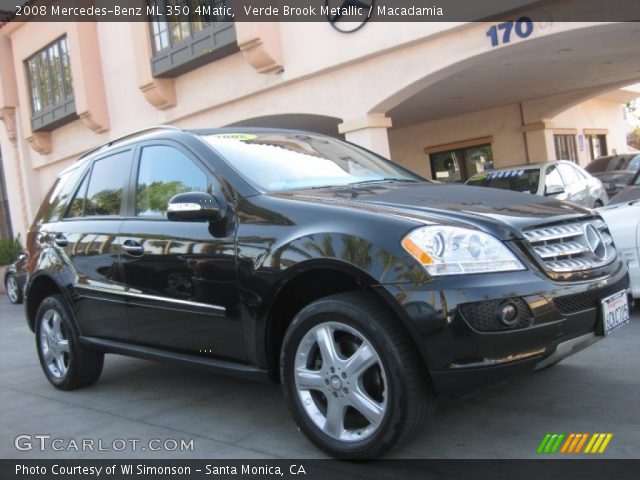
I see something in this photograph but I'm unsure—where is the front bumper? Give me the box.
[375,258,630,395]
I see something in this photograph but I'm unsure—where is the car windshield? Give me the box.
[585,154,640,174]
[201,132,422,192]
[593,171,634,184]
[466,168,540,194]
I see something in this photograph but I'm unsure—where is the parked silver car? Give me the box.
[466,160,608,208]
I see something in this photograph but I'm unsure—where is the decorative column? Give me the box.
[338,114,393,158]
[521,121,556,162]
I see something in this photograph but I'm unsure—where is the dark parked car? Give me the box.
[24,127,631,458]
[609,168,640,205]
[4,253,27,304]
[585,153,640,198]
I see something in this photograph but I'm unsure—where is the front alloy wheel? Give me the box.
[294,321,388,442]
[281,292,435,459]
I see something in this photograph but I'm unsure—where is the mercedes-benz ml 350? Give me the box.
[24,127,631,458]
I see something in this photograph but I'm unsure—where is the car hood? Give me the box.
[275,182,592,240]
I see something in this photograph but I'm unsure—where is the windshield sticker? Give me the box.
[209,134,257,141]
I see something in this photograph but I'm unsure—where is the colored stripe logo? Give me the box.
[537,433,613,454]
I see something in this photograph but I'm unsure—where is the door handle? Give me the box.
[54,234,68,248]
[122,240,144,256]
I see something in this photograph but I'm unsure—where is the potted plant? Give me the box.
[0,235,23,294]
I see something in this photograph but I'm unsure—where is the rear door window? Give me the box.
[65,150,133,218]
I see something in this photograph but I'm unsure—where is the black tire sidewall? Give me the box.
[35,295,80,388]
[281,303,411,458]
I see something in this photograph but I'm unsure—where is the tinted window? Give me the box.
[585,156,614,174]
[558,164,581,185]
[466,168,540,194]
[66,171,89,218]
[545,165,565,190]
[66,151,131,217]
[35,165,84,224]
[136,146,208,217]
[585,154,640,174]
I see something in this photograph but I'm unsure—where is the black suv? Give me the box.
[25,127,631,458]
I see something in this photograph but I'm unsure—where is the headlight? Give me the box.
[401,226,525,275]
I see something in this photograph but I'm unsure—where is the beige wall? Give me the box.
[389,104,527,178]
[388,98,631,179]
[552,98,628,166]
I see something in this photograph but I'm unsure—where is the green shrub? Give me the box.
[0,235,23,265]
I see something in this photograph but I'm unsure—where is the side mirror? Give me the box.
[167,192,221,222]
[545,185,565,196]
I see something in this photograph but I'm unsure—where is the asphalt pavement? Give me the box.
[1,295,638,459]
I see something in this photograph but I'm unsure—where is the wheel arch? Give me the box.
[25,273,69,332]
[258,259,430,382]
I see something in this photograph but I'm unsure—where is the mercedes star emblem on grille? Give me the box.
[583,223,607,260]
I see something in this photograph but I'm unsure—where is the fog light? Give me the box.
[497,302,519,326]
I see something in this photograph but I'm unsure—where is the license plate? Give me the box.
[601,291,630,336]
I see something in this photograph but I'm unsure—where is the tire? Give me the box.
[5,274,22,304]
[593,200,604,208]
[280,292,436,459]
[35,295,104,390]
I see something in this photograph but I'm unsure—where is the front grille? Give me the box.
[553,276,629,314]
[459,298,533,332]
[523,217,616,273]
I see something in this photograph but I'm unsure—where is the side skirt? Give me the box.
[79,337,270,382]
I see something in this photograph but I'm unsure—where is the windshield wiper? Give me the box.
[307,178,419,190]
[348,178,420,186]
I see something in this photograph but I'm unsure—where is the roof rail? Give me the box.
[78,125,182,160]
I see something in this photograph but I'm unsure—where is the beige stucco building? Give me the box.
[1,6,639,240]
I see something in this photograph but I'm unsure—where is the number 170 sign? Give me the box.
[486,17,534,47]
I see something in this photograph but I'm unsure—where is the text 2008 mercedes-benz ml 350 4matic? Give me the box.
[24,127,631,458]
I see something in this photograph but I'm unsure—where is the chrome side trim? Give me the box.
[534,333,599,370]
[75,283,226,313]
[449,348,547,369]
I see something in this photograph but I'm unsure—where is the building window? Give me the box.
[553,134,578,162]
[148,0,238,78]
[429,144,494,183]
[25,36,77,132]
[587,134,607,160]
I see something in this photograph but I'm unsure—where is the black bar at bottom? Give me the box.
[2,459,640,480]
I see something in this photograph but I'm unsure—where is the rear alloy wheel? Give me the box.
[35,295,104,390]
[281,292,435,459]
[5,274,22,304]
